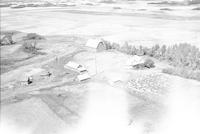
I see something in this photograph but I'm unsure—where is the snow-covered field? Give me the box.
[1,2,200,134]
[1,2,200,47]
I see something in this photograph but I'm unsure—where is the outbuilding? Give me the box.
[85,39,107,51]
[77,66,87,73]
[77,73,90,81]
[64,61,87,73]
[64,61,82,70]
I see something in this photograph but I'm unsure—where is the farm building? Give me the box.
[77,66,87,73]
[77,73,90,81]
[64,61,81,70]
[85,39,108,51]
[64,61,87,73]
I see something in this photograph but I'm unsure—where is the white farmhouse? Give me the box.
[64,61,87,73]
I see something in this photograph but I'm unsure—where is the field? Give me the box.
[1,1,200,134]
[1,2,200,47]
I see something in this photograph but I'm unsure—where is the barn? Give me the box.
[85,39,108,51]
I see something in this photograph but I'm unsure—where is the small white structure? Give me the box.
[64,61,82,70]
[64,61,87,73]
[127,55,144,66]
[77,73,90,81]
[85,39,107,51]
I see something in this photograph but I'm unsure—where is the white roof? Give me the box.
[64,61,81,69]
[127,55,144,66]
[85,39,102,48]
[77,66,87,72]
[77,73,90,81]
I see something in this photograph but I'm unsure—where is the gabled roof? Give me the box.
[85,39,103,48]
[64,61,81,69]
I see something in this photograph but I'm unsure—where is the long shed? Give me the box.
[64,61,87,73]
[77,73,90,81]
[64,61,82,70]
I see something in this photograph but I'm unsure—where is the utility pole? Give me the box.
[95,52,97,74]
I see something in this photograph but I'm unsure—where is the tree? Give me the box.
[111,43,120,50]
[120,42,130,54]
[161,45,167,57]
[137,45,145,56]
[23,33,44,40]
[130,46,137,55]
[23,40,38,53]
[0,33,15,45]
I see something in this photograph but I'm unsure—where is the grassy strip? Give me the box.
[162,68,200,81]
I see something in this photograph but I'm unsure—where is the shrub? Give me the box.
[133,59,155,70]
[132,63,146,70]
[23,40,38,53]
[144,59,155,68]
[0,34,15,45]
[23,33,44,41]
